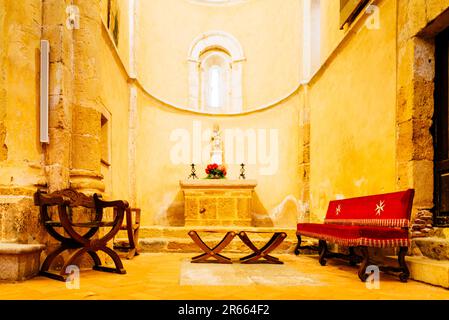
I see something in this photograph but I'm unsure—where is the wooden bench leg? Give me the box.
[318,240,328,266]
[294,234,302,255]
[357,246,370,282]
[398,246,410,282]
[349,247,360,266]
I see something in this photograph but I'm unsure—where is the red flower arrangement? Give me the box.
[205,163,227,179]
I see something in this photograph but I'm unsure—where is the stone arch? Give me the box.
[188,31,245,112]
[188,31,245,62]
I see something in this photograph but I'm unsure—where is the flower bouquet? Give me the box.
[205,163,227,179]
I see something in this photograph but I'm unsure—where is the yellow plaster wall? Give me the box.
[319,0,346,64]
[98,23,130,201]
[136,90,302,227]
[100,0,130,73]
[136,0,301,111]
[307,0,397,220]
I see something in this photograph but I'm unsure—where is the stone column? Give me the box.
[0,0,46,243]
[299,85,311,223]
[70,0,104,194]
[42,0,74,193]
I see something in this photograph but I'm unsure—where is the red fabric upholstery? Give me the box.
[297,189,414,248]
[324,189,414,228]
[297,223,361,246]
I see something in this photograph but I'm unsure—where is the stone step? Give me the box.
[119,226,298,239]
[114,234,301,254]
[383,255,449,289]
[433,228,449,239]
[0,243,45,281]
[412,237,449,260]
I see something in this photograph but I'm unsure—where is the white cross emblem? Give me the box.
[375,200,385,216]
[336,204,341,216]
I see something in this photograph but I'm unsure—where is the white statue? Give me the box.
[210,124,223,165]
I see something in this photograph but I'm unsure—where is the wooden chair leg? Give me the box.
[398,246,410,282]
[189,231,235,264]
[59,247,88,278]
[87,250,102,268]
[94,246,127,274]
[294,234,302,255]
[238,232,286,264]
[40,244,69,273]
[357,246,370,282]
[318,240,328,266]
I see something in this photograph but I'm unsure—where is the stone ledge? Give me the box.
[119,226,297,239]
[180,179,257,189]
[116,236,298,254]
[384,255,449,289]
[0,243,45,254]
[0,243,45,281]
[412,237,449,260]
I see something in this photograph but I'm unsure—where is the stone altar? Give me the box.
[180,179,257,226]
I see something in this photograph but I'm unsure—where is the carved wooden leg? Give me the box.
[295,234,302,255]
[357,246,370,282]
[189,231,235,264]
[40,245,69,273]
[59,247,88,278]
[318,240,328,266]
[39,245,72,281]
[398,246,410,282]
[87,250,102,268]
[94,246,127,274]
[238,232,286,264]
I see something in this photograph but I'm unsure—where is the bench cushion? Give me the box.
[297,223,410,248]
[324,189,414,228]
[297,223,362,247]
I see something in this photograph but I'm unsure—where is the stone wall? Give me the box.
[305,0,398,221]
[0,0,46,244]
[397,0,449,234]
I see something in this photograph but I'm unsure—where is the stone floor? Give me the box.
[0,253,448,300]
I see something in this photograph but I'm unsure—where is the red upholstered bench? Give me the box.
[296,189,415,282]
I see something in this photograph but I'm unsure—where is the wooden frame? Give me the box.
[34,189,129,281]
[189,231,236,264]
[339,0,369,29]
[188,230,287,264]
[434,27,449,226]
[238,231,287,264]
[113,208,141,259]
[296,237,410,282]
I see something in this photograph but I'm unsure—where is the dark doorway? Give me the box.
[434,28,449,226]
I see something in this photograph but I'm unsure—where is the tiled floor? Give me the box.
[0,253,448,300]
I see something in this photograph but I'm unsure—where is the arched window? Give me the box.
[208,66,222,108]
[200,50,231,113]
[188,31,245,114]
